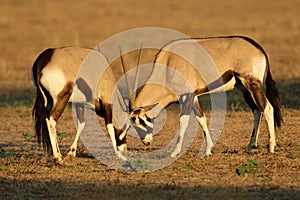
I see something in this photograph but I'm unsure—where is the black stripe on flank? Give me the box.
[195,70,236,95]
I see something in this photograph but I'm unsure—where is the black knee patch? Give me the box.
[179,93,195,116]
[236,76,266,111]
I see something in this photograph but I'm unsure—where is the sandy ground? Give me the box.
[0,107,299,199]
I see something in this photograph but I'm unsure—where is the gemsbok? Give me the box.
[129,36,283,157]
[32,47,128,164]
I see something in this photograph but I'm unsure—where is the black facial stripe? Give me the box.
[131,117,137,124]
[133,109,142,115]
[145,114,152,123]
[139,116,147,126]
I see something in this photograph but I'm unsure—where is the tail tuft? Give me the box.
[32,85,53,154]
[266,68,283,128]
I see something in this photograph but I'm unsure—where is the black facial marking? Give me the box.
[131,116,137,124]
[145,114,151,123]
[138,116,147,126]
[132,109,142,115]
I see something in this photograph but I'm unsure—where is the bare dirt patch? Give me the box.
[0,106,299,199]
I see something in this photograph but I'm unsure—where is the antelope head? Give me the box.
[119,45,163,146]
[129,104,161,146]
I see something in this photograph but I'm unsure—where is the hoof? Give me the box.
[269,142,276,153]
[247,144,258,153]
[171,145,181,158]
[247,150,254,155]
[67,148,77,158]
[54,157,64,165]
[205,151,212,157]
[118,144,127,153]
[117,151,127,161]
[170,151,179,158]
[205,146,213,157]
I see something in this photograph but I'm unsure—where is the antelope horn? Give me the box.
[132,44,143,105]
[119,46,133,98]
[115,85,128,112]
[101,49,128,113]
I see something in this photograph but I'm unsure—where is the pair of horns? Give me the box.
[119,45,143,110]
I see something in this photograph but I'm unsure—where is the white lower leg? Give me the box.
[118,143,127,153]
[264,101,276,153]
[171,115,190,158]
[46,117,62,163]
[196,115,213,156]
[107,124,127,161]
[67,120,85,158]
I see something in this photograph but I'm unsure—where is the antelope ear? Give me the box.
[146,103,161,118]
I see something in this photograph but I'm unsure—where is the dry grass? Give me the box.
[0,0,299,199]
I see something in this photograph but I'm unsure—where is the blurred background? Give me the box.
[0,0,299,107]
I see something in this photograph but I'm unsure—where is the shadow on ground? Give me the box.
[0,176,298,199]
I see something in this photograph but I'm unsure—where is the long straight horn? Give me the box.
[119,46,133,98]
[115,84,128,112]
[132,44,142,104]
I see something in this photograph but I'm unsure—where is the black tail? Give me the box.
[32,48,54,154]
[265,62,283,128]
[32,85,52,154]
